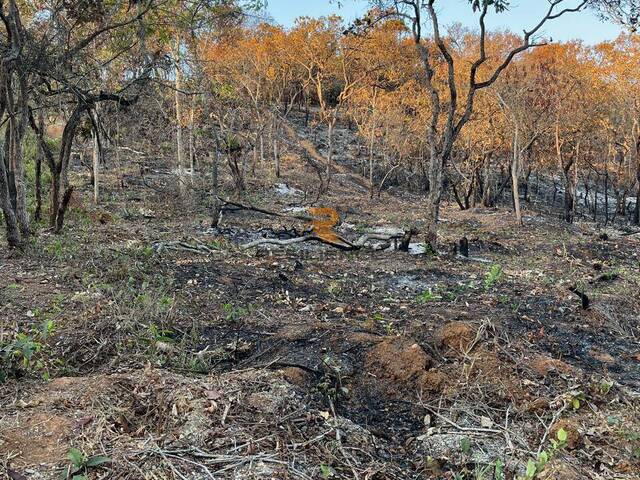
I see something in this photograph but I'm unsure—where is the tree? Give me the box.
[591,0,640,27]
[369,0,587,250]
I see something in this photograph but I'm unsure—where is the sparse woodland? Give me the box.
[1,1,640,479]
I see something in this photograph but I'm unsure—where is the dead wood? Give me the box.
[219,197,313,222]
[241,231,409,252]
[569,286,591,310]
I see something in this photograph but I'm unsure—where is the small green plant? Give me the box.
[381,320,397,335]
[569,392,585,411]
[222,303,249,322]
[207,239,224,250]
[319,464,335,479]
[139,245,155,258]
[518,428,568,479]
[494,459,505,480]
[1,320,56,382]
[620,431,640,458]
[59,447,110,479]
[417,288,441,303]
[484,265,503,291]
[598,379,613,395]
[317,355,348,402]
[147,324,175,344]
[460,436,472,455]
[327,281,341,296]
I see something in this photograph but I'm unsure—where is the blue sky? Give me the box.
[265,0,624,44]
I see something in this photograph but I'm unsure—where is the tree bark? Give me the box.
[174,33,187,197]
[6,72,30,237]
[425,151,445,253]
[272,117,280,178]
[369,88,378,199]
[0,145,21,247]
[189,94,196,174]
[34,110,44,221]
[92,124,100,204]
[511,125,522,225]
[635,134,640,225]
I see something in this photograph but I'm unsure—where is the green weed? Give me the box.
[59,447,110,479]
[484,265,503,291]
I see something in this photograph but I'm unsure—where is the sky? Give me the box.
[265,0,625,44]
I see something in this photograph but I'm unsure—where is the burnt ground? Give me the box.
[1,124,640,479]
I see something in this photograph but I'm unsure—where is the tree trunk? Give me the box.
[635,134,640,224]
[634,181,640,225]
[369,88,377,199]
[481,153,492,207]
[0,147,21,247]
[562,164,575,224]
[523,166,532,203]
[556,124,575,224]
[425,151,444,253]
[326,119,334,179]
[210,143,221,227]
[511,126,522,225]
[174,33,186,197]
[50,105,83,230]
[34,110,44,222]
[604,170,610,226]
[272,118,280,178]
[189,94,196,174]
[92,127,99,204]
[6,72,30,237]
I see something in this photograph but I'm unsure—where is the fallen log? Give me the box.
[241,231,409,251]
[241,235,354,251]
[221,197,418,252]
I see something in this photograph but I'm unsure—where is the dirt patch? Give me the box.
[364,337,433,396]
[279,366,311,386]
[551,418,583,450]
[1,367,401,478]
[0,412,73,467]
[529,354,574,377]
[436,321,476,352]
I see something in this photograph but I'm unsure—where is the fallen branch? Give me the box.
[222,197,418,253]
[241,231,409,252]
[219,197,312,222]
[241,234,355,251]
[152,238,218,255]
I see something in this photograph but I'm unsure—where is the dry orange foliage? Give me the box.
[308,207,341,243]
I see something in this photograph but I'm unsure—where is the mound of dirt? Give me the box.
[530,354,574,378]
[436,321,476,352]
[364,337,442,396]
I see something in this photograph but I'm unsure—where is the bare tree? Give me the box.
[370,0,587,251]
